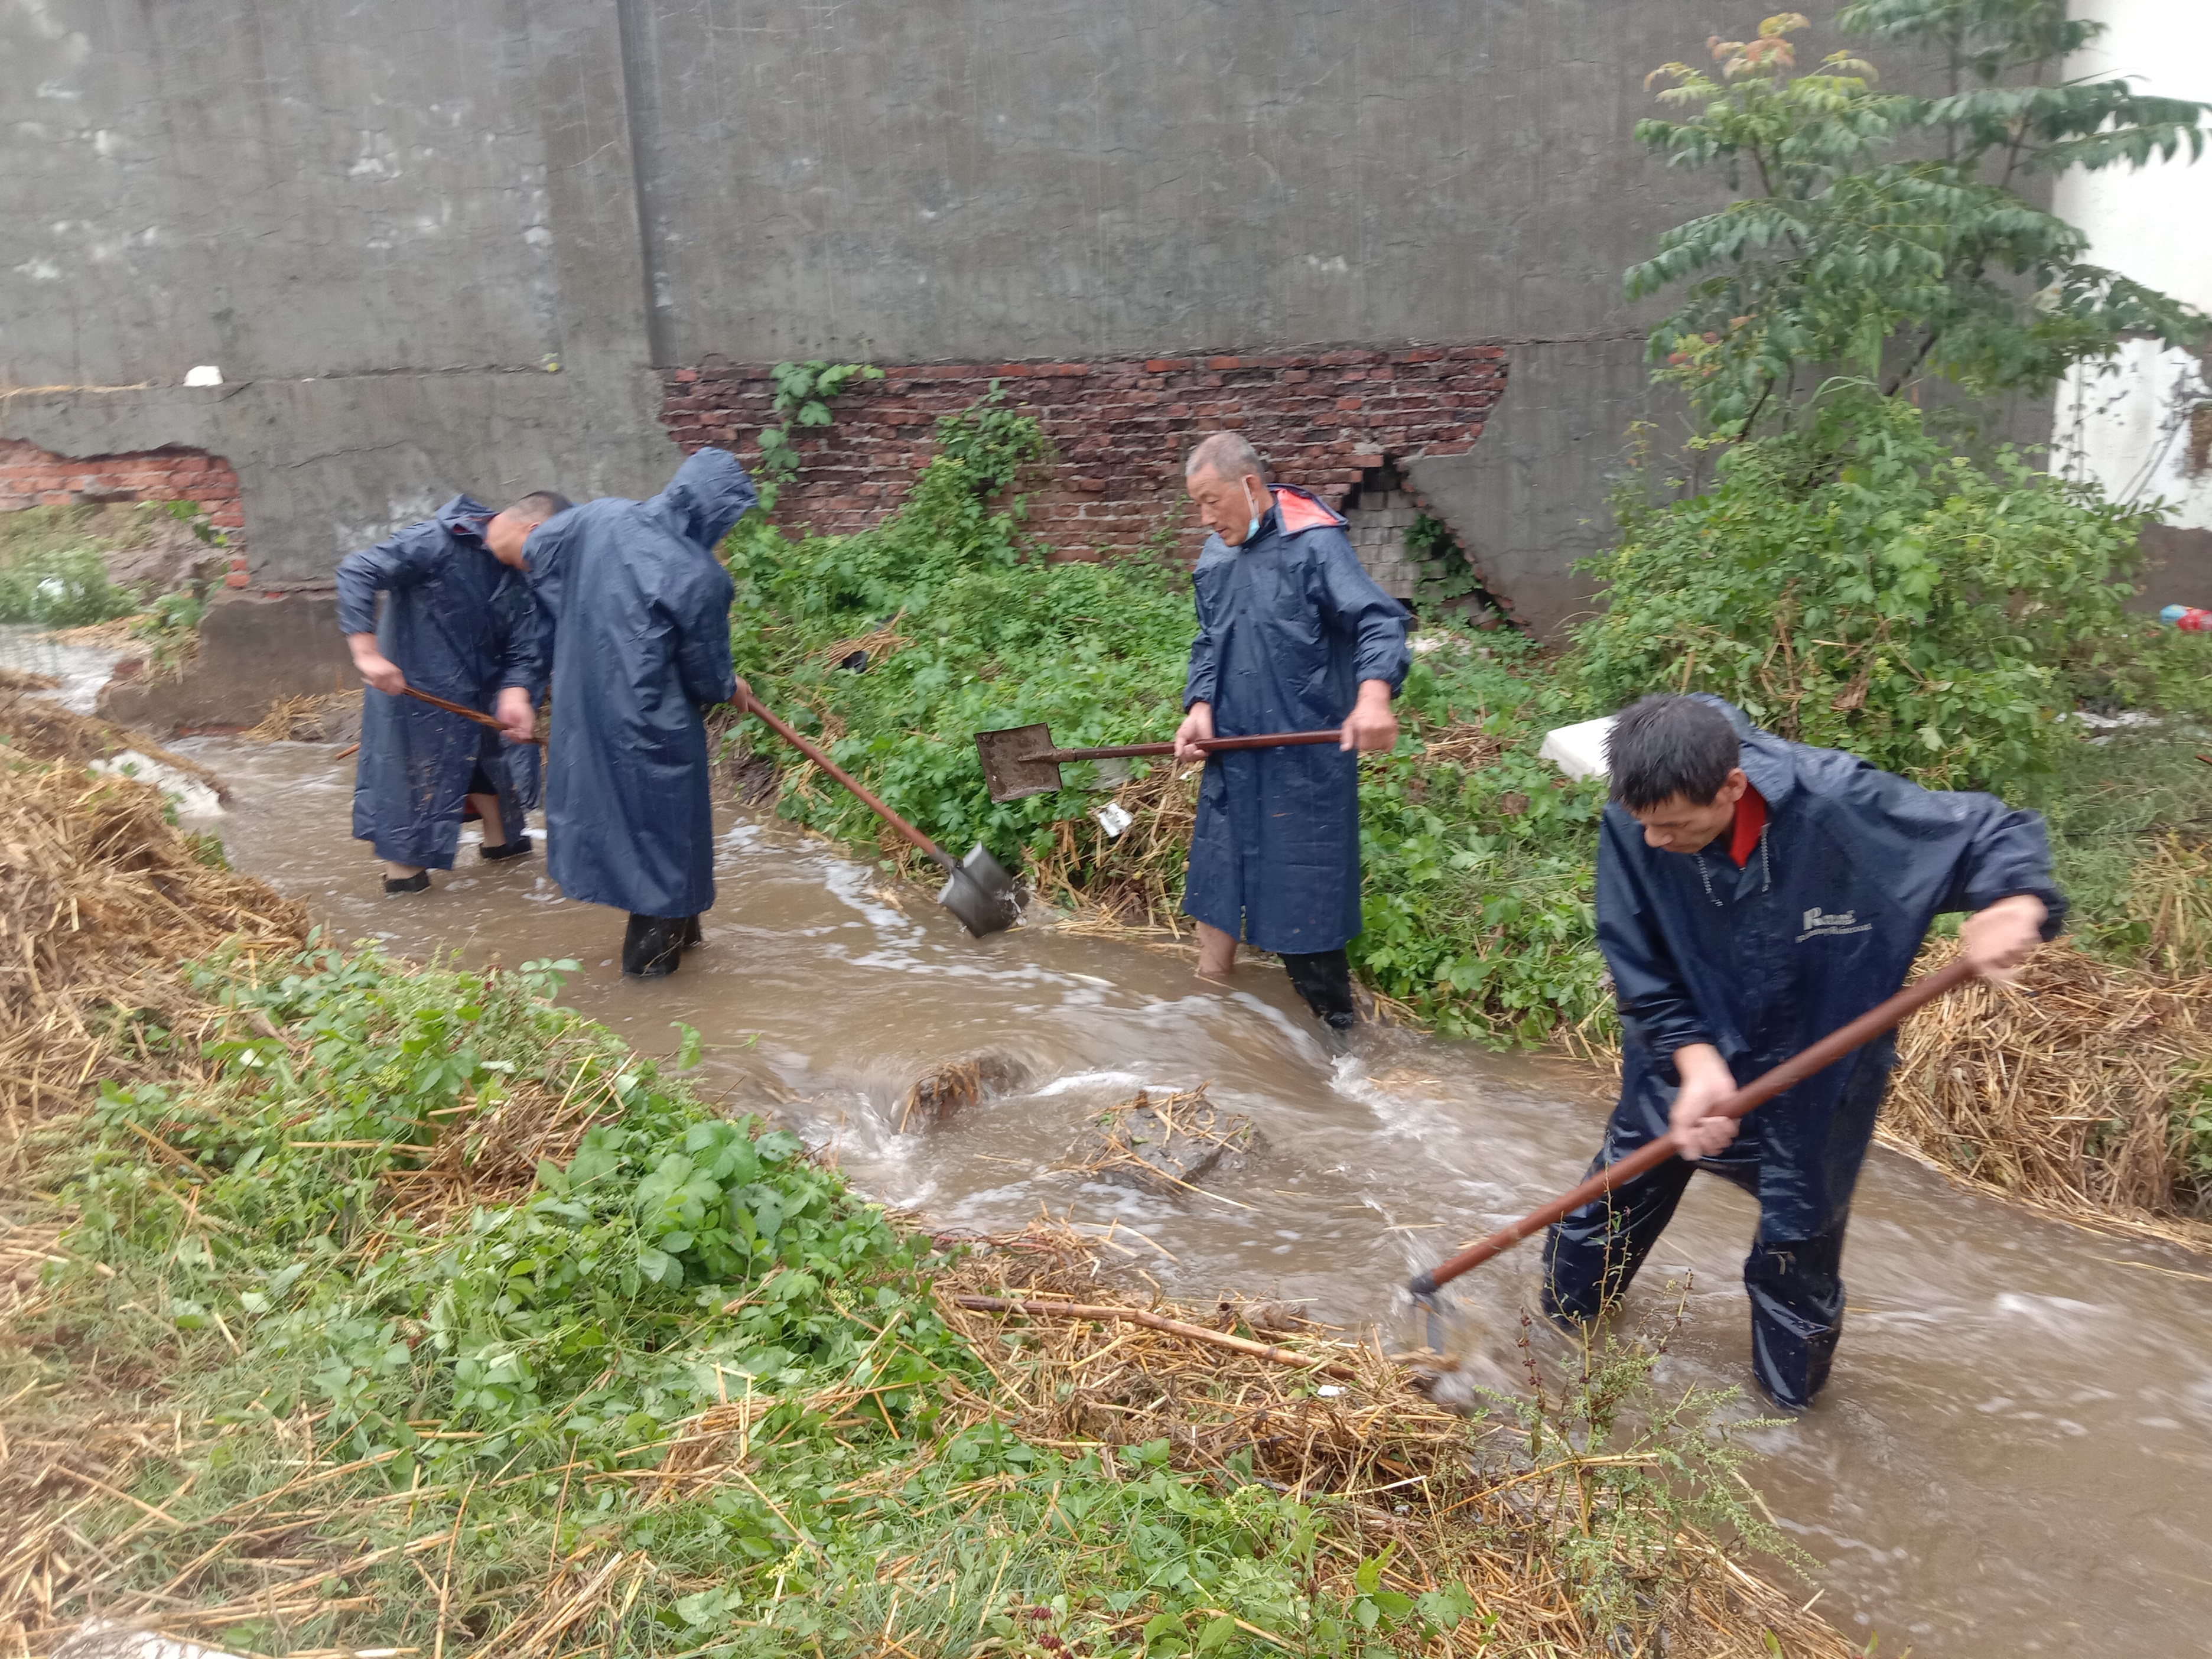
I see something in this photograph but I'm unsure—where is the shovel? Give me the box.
[737,690,1023,938]
[401,685,547,748]
[975,722,1347,803]
[1406,955,1979,1320]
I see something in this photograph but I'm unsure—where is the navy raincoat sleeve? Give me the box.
[339,496,544,869]
[530,450,753,919]
[1596,811,1721,1066]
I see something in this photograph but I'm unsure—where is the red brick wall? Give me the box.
[0,439,245,547]
[659,347,1505,561]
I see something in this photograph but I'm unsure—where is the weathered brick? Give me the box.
[653,346,1502,560]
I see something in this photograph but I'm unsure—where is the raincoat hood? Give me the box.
[432,493,495,543]
[648,450,757,551]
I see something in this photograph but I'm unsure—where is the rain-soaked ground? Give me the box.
[158,737,2212,1657]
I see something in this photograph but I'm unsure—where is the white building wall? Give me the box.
[2049,0,2212,601]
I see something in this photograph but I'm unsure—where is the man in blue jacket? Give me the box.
[1173,433,1410,1045]
[523,448,754,978]
[340,492,567,894]
[1543,692,2063,1409]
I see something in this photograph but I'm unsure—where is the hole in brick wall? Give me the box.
[1340,460,1508,628]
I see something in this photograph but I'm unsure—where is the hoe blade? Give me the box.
[975,723,1063,803]
[938,843,1024,937]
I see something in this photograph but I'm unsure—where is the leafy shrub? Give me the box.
[0,542,135,626]
[1572,394,2149,797]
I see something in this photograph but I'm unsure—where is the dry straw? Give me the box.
[1881,938,2212,1248]
[0,738,305,1170]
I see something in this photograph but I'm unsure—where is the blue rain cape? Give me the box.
[1179,487,1410,954]
[336,495,549,870]
[523,449,753,919]
[1586,695,2067,1238]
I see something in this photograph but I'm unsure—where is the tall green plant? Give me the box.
[1572,392,2149,794]
[1630,7,2208,435]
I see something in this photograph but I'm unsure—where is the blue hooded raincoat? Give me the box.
[1543,695,2067,1404]
[1180,487,1410,955]
[523,449,753,919]
[337,496,549,870]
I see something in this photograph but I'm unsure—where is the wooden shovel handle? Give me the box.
[1408,955,1979,1297]
[399,685,547,748]
[1042,729,1346,762]
[736,690,954,872]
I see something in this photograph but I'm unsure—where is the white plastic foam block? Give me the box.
[1538,714,1616,781]
[183,365,223,386]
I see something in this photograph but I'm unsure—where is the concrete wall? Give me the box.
[5,1,1879,661]
[2049,0,2212,612]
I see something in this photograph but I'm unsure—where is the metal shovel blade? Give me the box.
[938,843,1024,937]
[974,723,1063,802]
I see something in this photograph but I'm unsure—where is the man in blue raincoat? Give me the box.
[1172,433,1410,1044]
[523,448,755,978]
[340,492,567,894]
[1543,692,2064,1409]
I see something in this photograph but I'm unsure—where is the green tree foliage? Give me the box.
[1573,392,2151,795]
[1629,5,2209,434]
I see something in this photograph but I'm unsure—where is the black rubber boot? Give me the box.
[622,913,685,978]
[680,915,703,948]
[1281,949,1358,1049]
[384,871,431,896]
[482,834,533,863]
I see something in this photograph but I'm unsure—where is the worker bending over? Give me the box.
[1173,433,1410,1045]
[1544,693,2064,1410]
[340,491,567,894]
[523,448,754,978]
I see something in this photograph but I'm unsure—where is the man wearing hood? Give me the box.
[340,491,567,893]
[522,448,756,977]
[1173,433,1410,1043]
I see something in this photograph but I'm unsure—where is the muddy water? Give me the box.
[0,623,125,713]
[178,739,2212,1657]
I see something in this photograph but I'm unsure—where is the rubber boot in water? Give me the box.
[622,913,685,978]
[384,871,431,896]
[1281,949,1358,1053]
[681,914,703,949]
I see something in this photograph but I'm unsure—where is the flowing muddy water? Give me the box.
[176,738,2212,1657]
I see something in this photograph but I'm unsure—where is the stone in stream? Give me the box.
[898,1051,1032,1131]
[1076,1083,1259,1194]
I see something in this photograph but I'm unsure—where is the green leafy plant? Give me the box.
[1631,6,2209,435]
[1572,392,2150,796]
[753,359,886,490]
[0,544,135,626]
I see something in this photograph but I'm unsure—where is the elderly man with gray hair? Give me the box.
[1172,432,1411,1046]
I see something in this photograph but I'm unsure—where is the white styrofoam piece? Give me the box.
[183,365,223,386]
[1538,714,1616,780]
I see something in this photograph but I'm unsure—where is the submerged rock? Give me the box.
[1076,1084,1258,1194]
[899,1050,1032,1131]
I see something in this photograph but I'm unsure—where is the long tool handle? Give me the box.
[1408,955,1979,1297]
[399,685,547,749]
[1043,729,1348,763]
[738,691,955,873]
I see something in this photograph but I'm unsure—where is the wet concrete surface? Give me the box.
[175,737,2212,1657]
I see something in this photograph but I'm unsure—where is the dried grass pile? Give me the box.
[0,671,58,695]
[929,1224,1856,1658]
[0,692,220,792]
[240,689,361,744]
[1029,760,1202,934]
[0,744,305,1162]
[1074,1082,1257,1193]
[1882,938,2212,1246]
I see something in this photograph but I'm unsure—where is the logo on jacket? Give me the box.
[1798,906,1872,942]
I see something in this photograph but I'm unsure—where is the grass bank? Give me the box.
[0,697,1853,1656]
[718,401,2212,1240]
